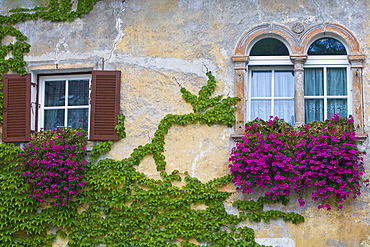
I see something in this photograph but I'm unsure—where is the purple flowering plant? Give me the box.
[229,115,369,210]
[18,128,88,206]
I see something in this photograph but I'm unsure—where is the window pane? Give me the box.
[251,99,270,121]
[275,100,294,124]
[44,109,65,130]
[305,68,323,96]
[305,99,324,122]
[68,79,90,106]
[327,68,347,96]
[250,38,289,56]
[251,71,271,97]
[307,38,347,55]
[45,80,66,106]
[67,109,88,131]
[328,99,347,119]
[274,71,294,97]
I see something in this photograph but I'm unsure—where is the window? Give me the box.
[304,38,350,122]
[249,69,294,124]
[2,70,121,142]
[245,37,350,125]
[39,74,91,131]
[233,22,364,135]
[246,38,295,124]
[250,38,290,56]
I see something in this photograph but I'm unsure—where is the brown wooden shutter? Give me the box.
[90,70,121,140]
[2,74,31,142]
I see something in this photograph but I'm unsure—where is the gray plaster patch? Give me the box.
[255,237,295,247]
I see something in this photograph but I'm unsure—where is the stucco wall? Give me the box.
[2,0,370,246]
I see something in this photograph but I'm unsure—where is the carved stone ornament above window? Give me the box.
[292,22,304,34]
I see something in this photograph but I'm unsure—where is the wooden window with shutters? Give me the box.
[2,70,121,142]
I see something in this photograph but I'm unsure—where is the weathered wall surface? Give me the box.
[2,0,370,246]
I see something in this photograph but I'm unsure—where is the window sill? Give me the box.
[230,132,244,142]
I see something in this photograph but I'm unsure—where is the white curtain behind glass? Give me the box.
[250,70,294,124]
[304,68,347,122]
[274,71,294,124]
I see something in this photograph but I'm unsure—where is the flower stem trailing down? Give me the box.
[18,128,88,206]
[229,115,368,210]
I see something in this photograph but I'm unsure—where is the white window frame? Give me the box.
[246,55,293,123]
[304,55,352,121]
[245,55,351,124]
[246,65,294,123]
[38,74,92,132]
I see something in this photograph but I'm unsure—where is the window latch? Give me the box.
[30,102,37,114]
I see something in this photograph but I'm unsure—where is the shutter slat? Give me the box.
[3,74,31,142]
[90,70,121,140]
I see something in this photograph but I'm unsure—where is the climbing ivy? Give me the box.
[0,71,304,246]
[0,1,304,246]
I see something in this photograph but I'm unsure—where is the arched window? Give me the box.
[307,38,347,55]
[233,23,364,135]
[250,38,290,56]
[247,38,294,124]
[304,38,350,122]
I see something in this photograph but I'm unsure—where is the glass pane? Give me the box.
[304,68,323,96]
[44,109,65,130]
[45,80,66,106]
[307,38,347,55]
[328,99,347,119]
[274,71,294,97]
[68,79,90,106]
[274,100,294,124]
[251,71,271,97]
[305,99,324,122]
[250,38,289,56]
[327,68,347,96]
[251,99,271,121]
[67,109,89,131]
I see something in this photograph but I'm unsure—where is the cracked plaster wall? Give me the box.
[2,0,370,246]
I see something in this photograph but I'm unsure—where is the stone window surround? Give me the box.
[231,22,365,138]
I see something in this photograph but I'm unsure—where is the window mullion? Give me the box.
[271,70,275,117]
[247,70,252,122]
[323,67,328,120]
[65,79,69,128]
